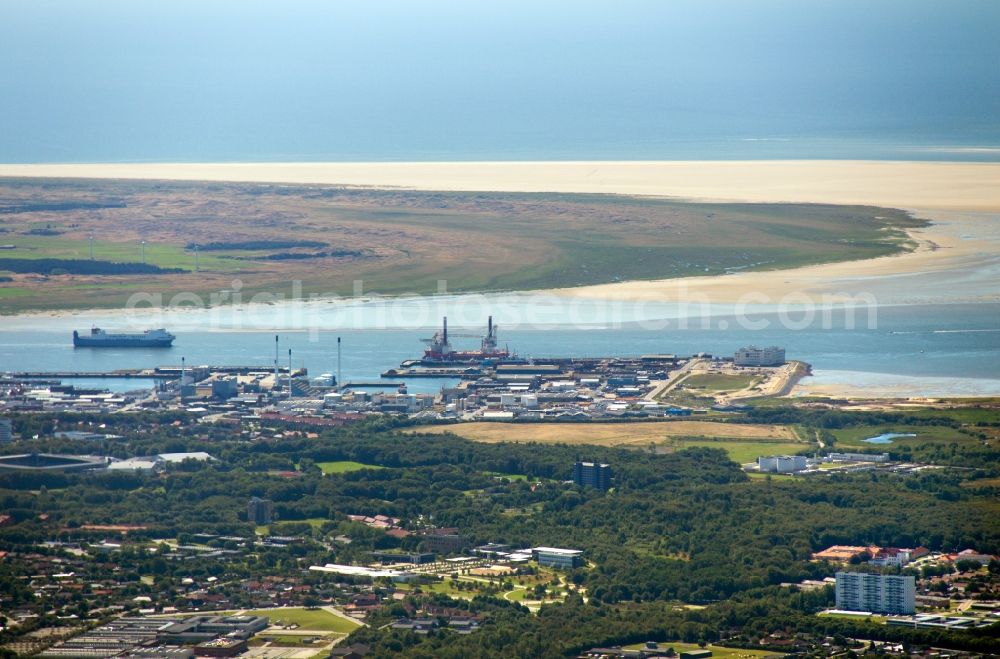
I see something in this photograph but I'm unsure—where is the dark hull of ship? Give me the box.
[73,337,174,348]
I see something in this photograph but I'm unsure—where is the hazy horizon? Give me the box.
[2,0,999,163]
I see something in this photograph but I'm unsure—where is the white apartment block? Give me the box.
[835,572,915,614]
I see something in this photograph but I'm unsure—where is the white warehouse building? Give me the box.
[734,346,786,366]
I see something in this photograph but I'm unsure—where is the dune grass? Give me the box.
[0,178,924,312]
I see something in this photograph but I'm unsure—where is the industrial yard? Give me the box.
[1,317,805,429]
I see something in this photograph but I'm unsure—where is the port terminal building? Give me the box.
[733,346,786,366]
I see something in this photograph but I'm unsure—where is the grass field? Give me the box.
[257,517,331,535]
[830,425,971,450]
[316,460,384,474]
[962,477,1000,489]
[412,421,800,445]
[624,641,781,658]
[402,579,489,600]
[817,612,887,624]
[240,607,361,633]
[0,177,924,312]
[746,471,797,481]
[900,406,1000,424]
[675,439,808,464]
[681,373,762,392]
[412,422,810,463]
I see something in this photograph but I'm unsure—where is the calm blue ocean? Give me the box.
[1,0,998,163]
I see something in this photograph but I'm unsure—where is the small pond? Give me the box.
[863,432,916,444]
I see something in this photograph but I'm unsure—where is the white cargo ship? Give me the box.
[72,327,175,348]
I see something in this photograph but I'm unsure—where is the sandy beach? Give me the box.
[791,371,1000,400]
[554,207,1000,305]
[1,160,998,210]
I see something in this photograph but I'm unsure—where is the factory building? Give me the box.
[0,453,107,473]
[757,455,807,473]
[835,572,916,614]
[370,551,437,565]
[211,378,239,400]
[0,418,11,442]
[194,638,247,657]
[828,452,890,463]
[157,615,269,644]
[734,345,786,366]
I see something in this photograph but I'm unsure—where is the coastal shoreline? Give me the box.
[552,207,1000,305]
[1,160,997,400]
[1,160,999,210]
[791,370,1000,401]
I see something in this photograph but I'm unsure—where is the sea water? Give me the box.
[1,2,998,164]
[863,433,917,445]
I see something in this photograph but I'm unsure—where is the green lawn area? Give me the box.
[961,476,1000,489]
[399,578,495,600]
[0,287,32,299]
[818,611,886,624]
[682,373,761,392]
[623,641,781,658]
[289,518,330,530]
[316,460,384,474]
[677,439,807,464]
[241,607,361,633]
[746,471,797,481]
[894,406,1000,424]
[422,580,483,599]
[0,234,243,271]
[257,517,330,535]
[504,588,534,602]
[503,584,569,604]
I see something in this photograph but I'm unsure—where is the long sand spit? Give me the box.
[1,160,997,210]
[2,160,998,304]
